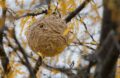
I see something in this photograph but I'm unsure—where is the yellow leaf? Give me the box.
[0,0,6,8]
[58,0,67,15]
[116,59,120,78]
[63,22,76,44]
[16,10,30,16]
[27,17,36,28]
[14,63,22,67]
[63,28,70,36]
[7,70,16,78]
[90,1,101,19]
[67,0,76,12]
[7,27,13,38]
[51,69,60,74]
[20,16,30,35]
[15,69,25,74]
[0,18,4,29]
[90,41,97,45]
[21,39,27,48]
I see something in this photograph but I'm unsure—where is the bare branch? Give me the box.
[0,1,9,77]
[12,23,36,78]
[77,15,97,42]
[34,56,42,74]
[65,0,91,23]
[7,8,47,19]
[16,10,48,19]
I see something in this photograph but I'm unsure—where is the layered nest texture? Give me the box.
[26,15,68,57]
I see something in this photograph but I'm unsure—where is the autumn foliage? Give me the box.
[0,0,120,78]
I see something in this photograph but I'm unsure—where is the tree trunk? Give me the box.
[95,0,120,78]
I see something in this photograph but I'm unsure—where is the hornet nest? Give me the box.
[26,15,70,57]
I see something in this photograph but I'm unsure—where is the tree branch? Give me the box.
[0,0,9,77]
[94,0,120,77]
[16,10,48,19]
[65,0,91,23]
[33,56,42,74]
[12,23,36,78]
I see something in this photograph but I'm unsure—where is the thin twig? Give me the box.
[12,23,36,78]
[65,0,91,23]
[16,10,48,19]
[7,8,47,20]
[33,56,42,74]
[77,15,97,42]
[75,38,96,51]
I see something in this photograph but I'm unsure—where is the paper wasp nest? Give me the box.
[26,15,68,57]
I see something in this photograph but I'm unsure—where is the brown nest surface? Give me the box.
[26,15,68,57]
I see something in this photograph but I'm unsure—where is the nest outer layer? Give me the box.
[26,15,68,57]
